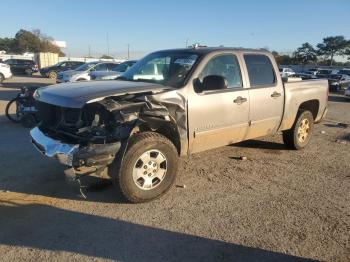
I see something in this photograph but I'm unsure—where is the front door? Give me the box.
[188,53,250,154]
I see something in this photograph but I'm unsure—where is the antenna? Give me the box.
[106,33,110,56]
[127,43,130,60]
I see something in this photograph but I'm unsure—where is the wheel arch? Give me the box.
[298,99,320,120]
[131,119,182,156]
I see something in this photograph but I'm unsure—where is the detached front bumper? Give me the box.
[30,127,121,167]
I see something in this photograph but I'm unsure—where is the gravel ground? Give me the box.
[0,76,349,262]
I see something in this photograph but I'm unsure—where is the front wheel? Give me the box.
[0,73,4,83]
[110,132,179,203]
[5,98,22,123]
[283,110,314,150]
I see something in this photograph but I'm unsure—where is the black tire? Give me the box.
[76,78,86,81]
[109,132,179,203]
[5,98,21,123]
[283,110,314,150]
[48,71,57,79]
[0,73,4,83]
[20,114,37,128]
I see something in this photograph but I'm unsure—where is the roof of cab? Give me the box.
[152,47,271,55]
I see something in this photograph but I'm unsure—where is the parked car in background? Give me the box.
[316,69,339,78]
[328,74,350,92]
[40,61,85,79]
[337,69,350,76]
[90,60,137,80]
[56,61,118,83]
[307,68,320,75]
[279,67,295,78]
[344,85,350,99]
[0,62,12,83]
[4,59,38,75]
[289,73,317,80]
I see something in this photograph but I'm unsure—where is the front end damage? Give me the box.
[30,89,187,183]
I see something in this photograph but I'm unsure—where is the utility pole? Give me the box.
[106,33,110,56]
[127,43,130,60]
[185,38,189,48]
[88,45,91,57]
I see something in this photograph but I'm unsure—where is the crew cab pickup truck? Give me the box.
[30,47,328,203]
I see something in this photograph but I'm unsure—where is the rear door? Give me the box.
[188,53,250,153]
[243,54,284,139]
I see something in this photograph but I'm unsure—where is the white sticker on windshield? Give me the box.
[174,58,195,66]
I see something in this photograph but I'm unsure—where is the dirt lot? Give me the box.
[0,76,349,262]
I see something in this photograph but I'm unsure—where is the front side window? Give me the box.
[244,54,276,86]
[94,63,108,71]
[199,54,243,88]
[121,51,200,88]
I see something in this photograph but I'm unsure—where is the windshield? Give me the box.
[338,70,350,76]
[112,62,131,72]
[120,51,200,87]
[75,62,97,71]
[329,75,342,80]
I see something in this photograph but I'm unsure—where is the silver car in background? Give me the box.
[56,61,118,83]
[89,60,137,80]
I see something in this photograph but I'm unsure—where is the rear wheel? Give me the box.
[48,71,57,79]
[0,73,4,83]
[109,132,179,203]
[283,110,314,150]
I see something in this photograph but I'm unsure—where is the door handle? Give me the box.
[233,96,247,104]
[271,91,281,98]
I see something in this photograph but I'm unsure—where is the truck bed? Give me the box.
[279,79,328,131]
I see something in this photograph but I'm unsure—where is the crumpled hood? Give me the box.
[35,80,170,108]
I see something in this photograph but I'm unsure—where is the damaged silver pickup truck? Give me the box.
[30,47,328,203]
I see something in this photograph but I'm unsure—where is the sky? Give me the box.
[1,0,350,59]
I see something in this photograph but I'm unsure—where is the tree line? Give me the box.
[272,36,350,66]
[0,29,65,56]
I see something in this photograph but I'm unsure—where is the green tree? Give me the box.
[294,42,317,65]
[0,37,19,53]
[15,29,41,53]
[272,51,295,65]
[0,29,65,56]
[316,36,349,66]
[100,54,114,59]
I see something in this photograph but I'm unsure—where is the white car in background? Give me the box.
[344,85,350,100]
[56,61,117,83]
[0,62,12,83]
[279,67,295,78]
[90,60,137,80]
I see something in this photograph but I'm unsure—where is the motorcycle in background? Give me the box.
[5,86,39,128]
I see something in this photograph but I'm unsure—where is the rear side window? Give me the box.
[244,54,276,86]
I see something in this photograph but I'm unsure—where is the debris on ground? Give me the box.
[337,122,349,128]
[321,131,326,134]
[240,156,248,161]
[176,184,186,189]
[335,139,348,145]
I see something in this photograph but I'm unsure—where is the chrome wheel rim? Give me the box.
[132,149,167,190]
[297,118,310,143]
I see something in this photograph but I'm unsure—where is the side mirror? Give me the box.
[199,75,228,92]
